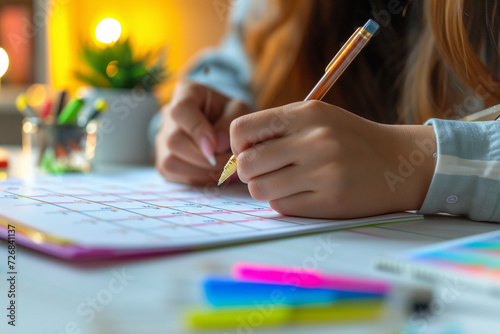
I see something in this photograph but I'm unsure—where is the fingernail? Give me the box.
[200,135,216,166]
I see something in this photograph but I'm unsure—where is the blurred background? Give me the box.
[0,0,230,145]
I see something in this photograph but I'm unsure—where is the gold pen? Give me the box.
[218,19,380,186]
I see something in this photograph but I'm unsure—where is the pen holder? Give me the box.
[22,117,96,174]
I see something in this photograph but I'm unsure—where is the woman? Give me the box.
[155,0,500,221]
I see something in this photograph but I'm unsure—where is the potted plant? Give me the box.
[75,38,167,165]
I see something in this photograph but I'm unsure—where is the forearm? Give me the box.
[380,124,437,211]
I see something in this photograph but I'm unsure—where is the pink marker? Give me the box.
[232,262,391,295]
[41,99,52,121]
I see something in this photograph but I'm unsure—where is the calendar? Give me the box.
[0,169,421,259]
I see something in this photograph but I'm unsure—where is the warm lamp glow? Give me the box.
[106,60,119,77]
[95,18,122,44]
[26,84,47,107]
[0,48,9,77]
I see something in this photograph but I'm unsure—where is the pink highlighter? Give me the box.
[232,262,391,295]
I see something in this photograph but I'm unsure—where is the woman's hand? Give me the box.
[230,101,437,218]
[156,81,251,186]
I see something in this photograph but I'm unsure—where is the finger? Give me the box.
[171,81,232,121]
[162,127,233,170]
[215,131,230,154]
[247,165,312,201]
[237,136,300,183]
[213,99,251,154]
[213,99,251,135]
[167,98,217,166]
[165,128,221,170]
[157,154,219,186]
[230,103,300,155]
[168,82,233,165]
[268,191,324,218]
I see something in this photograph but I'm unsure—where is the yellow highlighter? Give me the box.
[187,300,384,329]
[218,19,380,186]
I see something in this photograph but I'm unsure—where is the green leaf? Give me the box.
[75,38,169,90]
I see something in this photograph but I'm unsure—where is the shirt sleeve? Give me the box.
[185,0,255,109]
[419,118,500,222]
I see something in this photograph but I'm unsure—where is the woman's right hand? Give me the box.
[156,80,252,186]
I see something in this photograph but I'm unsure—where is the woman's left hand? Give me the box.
[230,101,437,218]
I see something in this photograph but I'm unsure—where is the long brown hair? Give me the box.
[242,0,500,124]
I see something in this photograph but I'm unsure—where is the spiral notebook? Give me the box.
[0,169,421,259]
[376,230,500,300]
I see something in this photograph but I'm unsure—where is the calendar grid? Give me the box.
[0,170,421,256]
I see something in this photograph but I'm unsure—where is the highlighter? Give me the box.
[203,276,385,307]
[57,98,85,125]
[232,262,391,294]
[187,299,384,329]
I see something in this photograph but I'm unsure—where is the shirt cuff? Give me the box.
[419,118,500,222]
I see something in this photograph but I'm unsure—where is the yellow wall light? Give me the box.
[0,48,9,78]
[95,18,122,44]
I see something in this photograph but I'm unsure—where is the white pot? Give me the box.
[82,87,158,165]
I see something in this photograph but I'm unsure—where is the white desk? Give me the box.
[1,216,499,334]
[0,148,499,334]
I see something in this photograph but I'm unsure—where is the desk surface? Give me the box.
[1,214,499,334]
[0,148,499,334]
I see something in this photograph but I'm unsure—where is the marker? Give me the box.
[187,299,384,329]
[203,276,385,307]
[40,98,53,121]
[232,262,391,294]
[57,98,85,125]
[54,90,68,117]
[15,93,38,118]
[39,148,56,174]
[77,98,108,127]
[0,147,8,170]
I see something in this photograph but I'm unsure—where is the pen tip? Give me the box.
[217,182,221,187]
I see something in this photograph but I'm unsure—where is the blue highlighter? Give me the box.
[203,276,385,307]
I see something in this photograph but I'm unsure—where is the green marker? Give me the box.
[57,98,85,125]
[39,148,66,174]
